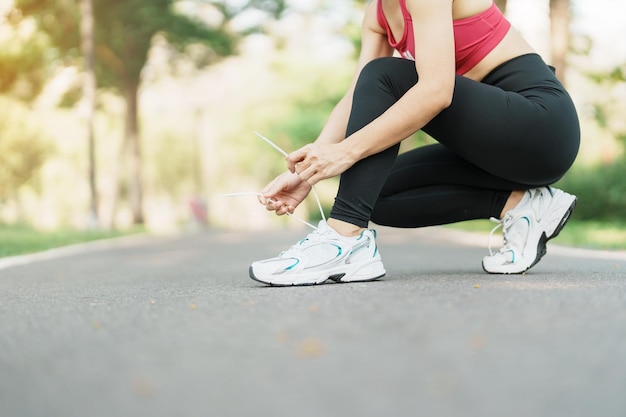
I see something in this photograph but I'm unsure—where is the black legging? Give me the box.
[329,53,580,228]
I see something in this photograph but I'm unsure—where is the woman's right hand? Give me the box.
[259,171,312,216]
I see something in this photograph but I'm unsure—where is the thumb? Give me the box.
[261,176,287,199]
[260,184,278,201]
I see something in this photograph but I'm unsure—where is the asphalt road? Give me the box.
[0,226,625,417]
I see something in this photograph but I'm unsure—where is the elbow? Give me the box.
[416,77,454,115]
[434,79,454,111]
[443,86,454,109]
[437,94,453,112]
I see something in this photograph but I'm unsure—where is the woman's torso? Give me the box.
[378,0,535,81]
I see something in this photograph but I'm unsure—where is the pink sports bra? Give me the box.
[376,1,511,75]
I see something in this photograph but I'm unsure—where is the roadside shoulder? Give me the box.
[0,233,170,272]
[377,225,626,261]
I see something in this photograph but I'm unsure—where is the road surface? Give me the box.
[1,226,625,417]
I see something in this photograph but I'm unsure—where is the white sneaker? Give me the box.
[249,220,386,286]
[482,187,577,274]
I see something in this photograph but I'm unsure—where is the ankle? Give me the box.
[327,218,365,237]
[500,190,525,218]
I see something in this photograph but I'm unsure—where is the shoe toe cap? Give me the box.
[251,256,301,277]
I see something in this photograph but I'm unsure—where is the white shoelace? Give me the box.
[487,188,549,257]
[282,223,336,256]
[488,212,533,259]
[487,216,507,256]
[219,132,326,231]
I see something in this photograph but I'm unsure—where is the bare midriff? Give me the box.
[462,27,535,81]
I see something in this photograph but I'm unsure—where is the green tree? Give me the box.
[0,98,53,217]
[12,0,292,226]
[550,0,572,84]
[588,63,626,151]
[11,0,250,225]
[0,12,52,215]
[0,8,49,100]
[79,0,98,228]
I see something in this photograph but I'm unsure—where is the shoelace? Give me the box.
[487,217,505,256]
[487,189,532,257]
[282,223,335,256]
[219,132,326,231]
[488,210,534,259]
[487,214,517,257]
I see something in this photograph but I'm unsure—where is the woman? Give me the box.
[249,0,580,286]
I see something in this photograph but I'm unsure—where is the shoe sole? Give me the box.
[482,196,577,275]
[249,261,386,287]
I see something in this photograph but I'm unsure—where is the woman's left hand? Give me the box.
[286,142,356,185]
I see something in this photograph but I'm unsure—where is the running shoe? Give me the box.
[482,187,577,274]
[249,220,386,286]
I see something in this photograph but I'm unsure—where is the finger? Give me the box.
[294,162,309,176]
[297,164,317,183]
[261,181,280,197]
[261,178,289,202]
[286,148,308,173]
[265,199,281,211]
[300,167,324,186]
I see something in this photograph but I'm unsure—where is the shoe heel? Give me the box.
[339,260,386,283]
[550,198,577,240]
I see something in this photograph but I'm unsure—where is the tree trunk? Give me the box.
[125,80,144,225]
[550,0,571,84]
[79,0,99,228]
[494,0,507,13]
[106,132,128,230]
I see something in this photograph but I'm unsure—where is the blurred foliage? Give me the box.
[556,159,626,222]
[11,0,245,224]
[148,131,197,199]
[0,222,135,257]
[0,97,54,202]
[12,0,237,95]
[563,60,626,220]
[271,89,345,151]
[0,11,50,100]
[1,0,626,233]
[587,61,626,149]
[207,0,287,20]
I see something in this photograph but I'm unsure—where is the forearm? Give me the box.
[342,84,450,161]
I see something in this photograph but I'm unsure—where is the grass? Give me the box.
[0,223,141,258]
[450,219,626,251]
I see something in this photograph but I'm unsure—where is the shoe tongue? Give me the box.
[503,217,529,252]
[316,220,329,230]
[314,220,349,241]
[320,220,345,237]
[315,220,363,242]
[516,190,532,209]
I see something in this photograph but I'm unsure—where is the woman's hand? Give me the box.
[259,171,312,216]
[286,142,356,186]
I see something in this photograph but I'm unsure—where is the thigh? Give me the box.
[423,58,579,185]
[380,144,531,198]
[422,77,535,181]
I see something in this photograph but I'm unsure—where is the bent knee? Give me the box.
[370,203,393,227]
[356,57,417,94]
